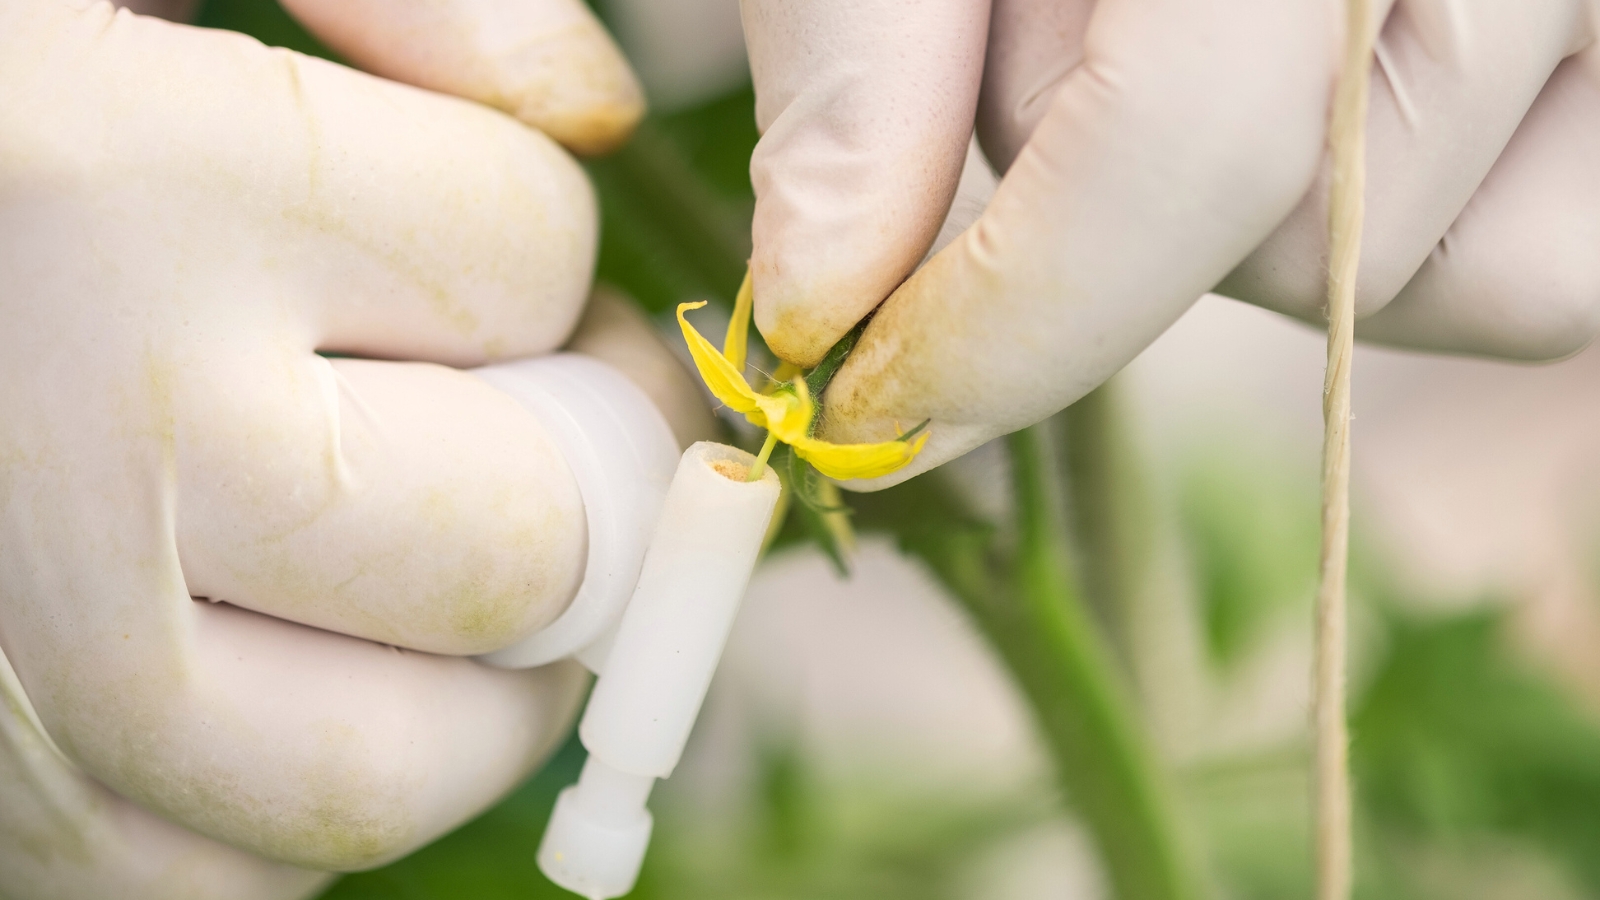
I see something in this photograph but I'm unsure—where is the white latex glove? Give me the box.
[0,2,711,898]
[742,0,1600,486]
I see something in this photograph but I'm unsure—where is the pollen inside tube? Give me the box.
[710,459,749,482]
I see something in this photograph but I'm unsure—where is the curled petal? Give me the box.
[724,269,754,370]
[793,431,930,481]
[677,301,763,418]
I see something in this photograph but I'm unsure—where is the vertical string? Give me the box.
[1316,1,1375,899]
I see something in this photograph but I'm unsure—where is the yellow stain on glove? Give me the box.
[677,298,927,482]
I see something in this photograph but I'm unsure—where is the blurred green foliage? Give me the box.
[1195,592,1600,900]
[190,3,1600,897]
[640,745,1054,900]
[194,0,332,59]
[1178,448,1320,669]
[588,100,757,316]
[1356,602,1600,897]
[323,730,1050,900]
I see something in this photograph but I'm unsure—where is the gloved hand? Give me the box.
[742,0,1600,486]
[0,2,711,898]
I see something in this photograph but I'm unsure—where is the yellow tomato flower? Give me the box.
[676,299,928,481]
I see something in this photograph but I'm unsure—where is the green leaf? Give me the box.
[1176,449,1320,669]
[1352,604,1600,895]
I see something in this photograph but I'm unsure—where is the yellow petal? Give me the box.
[724,268,754,370]
[763,379,816,446]
[677,301,763,420]
[746,390,801,435]
[772,361,804,383]
[792,430,930,481]
[679,298,930,481]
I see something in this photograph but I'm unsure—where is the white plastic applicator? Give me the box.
[539,442,781,899]
[473,355,781,899]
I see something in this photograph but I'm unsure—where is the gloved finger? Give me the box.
[30,3,597,368]
[278,0,644,155]
[248,29,598,365]
[923,138,1003,261]
[1217,0,1591,321]
[8,591,585,870]
[2,643,330,900]
[742,0,992,367]
[975,0,1093,174]
[1356,47,1600,359]
[292,53,599,365]
[175,351,587,657]
[815,0,1340,486]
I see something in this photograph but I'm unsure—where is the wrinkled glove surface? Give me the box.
[0,2,709,897]
[743,0,1600,487]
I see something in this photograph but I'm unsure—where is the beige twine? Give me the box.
[1315,0,1376,898]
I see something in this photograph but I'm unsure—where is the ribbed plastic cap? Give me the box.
[538,756,655,899]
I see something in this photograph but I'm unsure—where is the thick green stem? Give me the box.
[1058,380,1155,670]
[966,426,1204,900]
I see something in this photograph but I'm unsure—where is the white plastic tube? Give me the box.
[538,442,781,899]
[472,357,780,899]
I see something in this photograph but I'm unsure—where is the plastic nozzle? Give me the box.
[538,756,655,900]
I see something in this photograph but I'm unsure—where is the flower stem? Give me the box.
[747,431,779,482]
[991,425,1206,900]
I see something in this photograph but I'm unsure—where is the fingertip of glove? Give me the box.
[521,89,645,157]
[752,302,843,370]
[495,17,646,155]
[750,265,885,369]
[279,0,645,156]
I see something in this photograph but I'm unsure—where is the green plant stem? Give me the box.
[1011,425,1202,900]
[974,426,1203,900]
[1059,380,1152,667]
